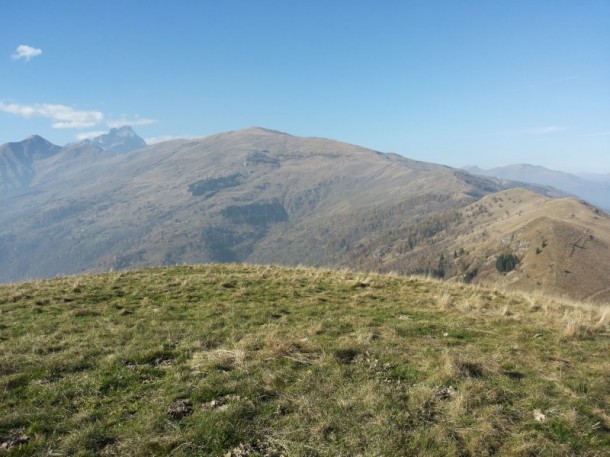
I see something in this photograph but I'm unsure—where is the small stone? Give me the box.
[0,429,30,449]
[167,399,193,419]
[204,395,240,410]
[438,386,458,400]
[204,399,222,409]
[534,409,546,422]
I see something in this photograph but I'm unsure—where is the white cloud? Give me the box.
[107,117,157,128]
[12,44,42,61]
[0,100,157,132]
[0,102,104,128]
[145,135,196,144]
[145,135,177,144]
[75,131,107,140]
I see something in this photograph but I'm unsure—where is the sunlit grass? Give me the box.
[1,264,608,455]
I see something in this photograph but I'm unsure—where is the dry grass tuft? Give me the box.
[436,290,454,310]
[500,305,512,316]
[308,322,326,335]
[440,351,487,382]
[190,348,247,371]
[594,306,610,330]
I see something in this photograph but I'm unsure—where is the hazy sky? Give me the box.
[1,1,608,172]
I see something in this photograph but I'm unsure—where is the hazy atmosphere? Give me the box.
[2,2,610,455]
[2,0,608,172]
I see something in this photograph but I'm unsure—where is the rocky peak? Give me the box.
[90,126,147,154]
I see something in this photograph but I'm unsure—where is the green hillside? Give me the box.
[1,264,608,456]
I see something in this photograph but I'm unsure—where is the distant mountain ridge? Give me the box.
[0,126,147,197]
[1,127,609,302]
[577,172,610,184]
[464,164,610,211]
[0,135,61,195]
[347,187,610,303]
[84,126,147,154]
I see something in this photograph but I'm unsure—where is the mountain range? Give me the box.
[85,125,148,154]
[0,135,60,196]
[464,164,610,211]
[1,127,608,302]
[0,126,146,197]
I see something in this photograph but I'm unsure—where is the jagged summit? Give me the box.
[0,135,61,195]
[1,134,60,160]
[0,127,146,197]
[23,134,48,143]
[88,126,147,154]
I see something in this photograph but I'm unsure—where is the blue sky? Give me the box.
[1,1,608,172]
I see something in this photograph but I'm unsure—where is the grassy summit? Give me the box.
[0,264,608,456]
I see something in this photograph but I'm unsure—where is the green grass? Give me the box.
[0,264,609,456]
